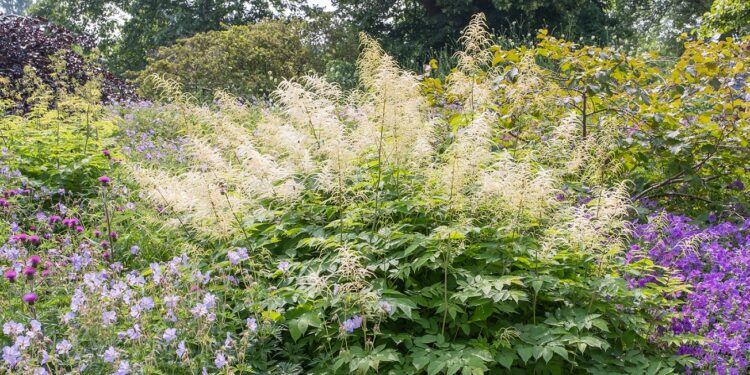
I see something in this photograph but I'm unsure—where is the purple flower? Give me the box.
[2,345,21,368]
[22,293,38,305]
[23,266,35,279]
[163,328,177,343]
[102,311,117,326]
[114,361,130,375]
[277,261,290,272]
[55,339,72,355]
[29,255,41,268]
[4,269,17,282]
[176,341,187,358]
[103,346,119,363]
[246,317,257,332]
[228,248,248,265]
[341,315,363,333]
[214,352,227,369]
[98,176,111,185]
[3,321,23,336]
[728,179,745,191]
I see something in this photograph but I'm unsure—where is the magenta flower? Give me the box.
[98,176,111,185]
[23,266,35,279]
[4,269,17,282]
[102,149,111,158]
[75,226,84,233]
[22,293,38,305]
[29,255,41,267]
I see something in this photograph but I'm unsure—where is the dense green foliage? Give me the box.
[137,20,321,101]
[138,17,359,101]
[29,0,300,74]
[0,73,117,193]
[700,0,750,37]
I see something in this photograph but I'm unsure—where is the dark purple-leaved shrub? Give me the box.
[0,15,136,111]
[630,213,750,374]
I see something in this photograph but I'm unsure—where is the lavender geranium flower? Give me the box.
[246,317,257,332]
[55,339,72,355]
[103,346,119,363]
[341,315,363,333]
[277,261,290,272]
[163,328,177,343]
[3,321,23,336]
[114,360,130,375]
[176,341,187,359]
[2,345,21,368]
[214,352,227,369]
[228,247,248,265]
[631,213,750,372]
[102,311,117,326]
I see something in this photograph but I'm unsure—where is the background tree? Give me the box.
[0,0,33,14]
[29,0,301,74]
[699,0,750,37]
[333,0,615,63]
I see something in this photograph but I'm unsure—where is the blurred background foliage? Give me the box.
[0,0,746,97]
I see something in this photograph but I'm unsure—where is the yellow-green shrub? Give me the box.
[137,20,321,101]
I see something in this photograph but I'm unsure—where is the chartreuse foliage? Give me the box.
[0,68,116,194]
[137,20,327,101]
[426,28,750,217]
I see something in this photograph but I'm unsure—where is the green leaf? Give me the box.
[517,346,534,364]
[495,350,515,369]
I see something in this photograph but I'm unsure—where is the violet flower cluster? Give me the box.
[630,213,750,373]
